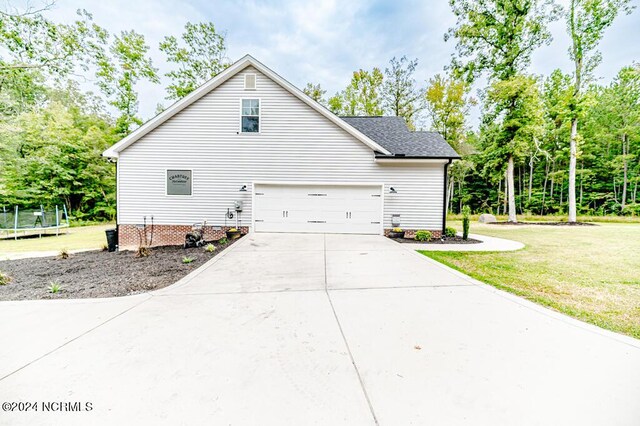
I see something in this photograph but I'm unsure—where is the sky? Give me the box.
[26,0,640,126]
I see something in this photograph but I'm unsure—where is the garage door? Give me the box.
[253,184,383,234]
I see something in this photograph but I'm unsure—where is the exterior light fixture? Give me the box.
[239,185,247,192]
[389,187,397,194]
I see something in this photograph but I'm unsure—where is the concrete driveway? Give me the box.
[1,233,639,425]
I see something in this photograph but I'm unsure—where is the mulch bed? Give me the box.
[491,221,597,226]
[0,238,240,301]
[391,236,481,245]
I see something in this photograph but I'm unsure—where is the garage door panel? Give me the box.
[254,184,382,235]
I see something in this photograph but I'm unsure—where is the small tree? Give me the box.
[462,205,471,240]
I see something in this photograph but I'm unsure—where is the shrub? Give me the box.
[47,280,62,294]
[392,227,403,233]
[445,227,457,238]
[182,256,195,264]
[0,270,12,286]
[462,205,471,240]
[228,228,238,232]
[218,237,228,245]
[135,246,151,258]
[204,243,216,253]
[58,248,69,259]
[415,230,432,242]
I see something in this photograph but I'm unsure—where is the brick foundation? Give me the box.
[117,224,249,250]
[384,228,442,239]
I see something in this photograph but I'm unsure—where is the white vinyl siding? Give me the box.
[117,66,445,231]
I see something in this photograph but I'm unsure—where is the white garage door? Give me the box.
[253,184,383,234]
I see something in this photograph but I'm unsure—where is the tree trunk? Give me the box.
[503,174,508,217]
[568,118,578,222]
[497,178,502,215]
[528,156,534,202]
[518,166,523,213]
[579,160,584,205]
[542,157,549,214]
[550,159,555,199]
[621,133,628,210]
[507,156,517,223]
[447,176,454,213]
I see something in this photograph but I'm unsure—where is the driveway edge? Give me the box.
[393,238,640,349]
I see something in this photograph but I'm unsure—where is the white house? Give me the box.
[103,55,459,248]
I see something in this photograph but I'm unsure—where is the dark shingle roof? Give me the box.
[340,116,460,158]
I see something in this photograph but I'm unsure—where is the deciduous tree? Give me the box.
[382,56,425,128]
[446,0,560,222]
[303,82,327,105]
[95,30,159,135]
[328,68,384,116]
[160,22,229,100]
[564,0,635,222]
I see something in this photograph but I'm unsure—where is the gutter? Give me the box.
[442,159,453,236]
[374,155,461,160]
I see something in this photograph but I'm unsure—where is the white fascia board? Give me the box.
[102,54,391,158]
[374,158,451,164]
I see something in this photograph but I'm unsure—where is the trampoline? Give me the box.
[0,205,70,240]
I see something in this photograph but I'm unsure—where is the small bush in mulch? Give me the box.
[0,238,240,301]
[391,235,481,245]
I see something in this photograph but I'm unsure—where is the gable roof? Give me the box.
[340,116,460,159]
[102,55,391,158]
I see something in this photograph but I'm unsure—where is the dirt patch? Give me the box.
[391,236,481,244]
[0,239,239,301]
[491,221,597,226]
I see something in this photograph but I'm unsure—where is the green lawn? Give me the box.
[0,224,112,254]
[422,222,640,339]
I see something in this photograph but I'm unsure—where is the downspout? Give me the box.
[442,159,453,236]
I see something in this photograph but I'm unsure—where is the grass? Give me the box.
[421,222,640,339]
[0,224,112,254]
[447,213,640,224]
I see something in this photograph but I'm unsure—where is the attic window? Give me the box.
[244,73,257,90]
[241,99,260,133]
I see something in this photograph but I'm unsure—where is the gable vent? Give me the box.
[244,73,257,90]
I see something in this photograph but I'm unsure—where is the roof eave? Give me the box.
[374,155,461,160]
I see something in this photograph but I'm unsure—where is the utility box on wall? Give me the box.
[391,214,401,227]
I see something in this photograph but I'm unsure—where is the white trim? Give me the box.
[379,184,385,235]
[164,168,194,197]
[116,158,121,225]
[252,181,384,187]
[102,54,391,158]
[251,181,385,235]
[239,97,261,134]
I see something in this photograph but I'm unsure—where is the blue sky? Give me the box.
[39,0,640,126]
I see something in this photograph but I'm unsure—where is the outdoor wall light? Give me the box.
[239,185,247,192]
[389,187,397,194]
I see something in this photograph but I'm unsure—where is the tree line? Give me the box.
[0,4,230,219]
[1,0,638,222]
[305,0,638,221]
